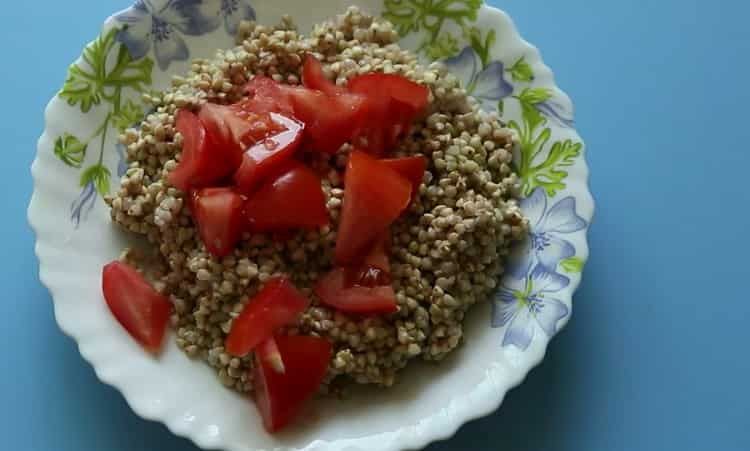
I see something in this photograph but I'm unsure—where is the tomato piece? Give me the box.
[244,162,329,232]
[233,113,305,194]
[381,155,428,203]
[241,76,295,117]
[335,150,411,265]
[348,73,429,112]
[168,110,234,191]
[102,261,172,354]
[281,85,367,154]
[200,103,284,151]
[257,336,285,374]
[301,54,344,96]
[348,74,429,155]
[253,334,332,432]
[315,268,398,314]
[342,235,391,287]
[225,277,311,357]
[192,187,245,257]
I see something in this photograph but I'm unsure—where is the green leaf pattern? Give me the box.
[560,257,584,274]
[53,26,154,216]
[54,133,88,168]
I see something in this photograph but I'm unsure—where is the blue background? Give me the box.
[3,1,749,450]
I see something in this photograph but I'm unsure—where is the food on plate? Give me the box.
[104,7,527,432]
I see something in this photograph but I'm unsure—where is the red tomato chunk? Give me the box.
[191,187,245,258]
[102,261,172,354]
[317,237,398,315]
[225,277,310,357]
[253,335,332,432]
[335,150,411,265]
[233,113,305,195]
[244,162,329,232]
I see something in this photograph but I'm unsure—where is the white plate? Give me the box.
[29,1,593,450]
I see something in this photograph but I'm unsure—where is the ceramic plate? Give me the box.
[29,1,593,450]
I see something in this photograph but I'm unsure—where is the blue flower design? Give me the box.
[444,46,513,111]
[492,264,570,350]
[537,98,575,128]
[71,182,97,227]
[115,144,129,177]
[507,188,587,279]
[220,0,256,36]
[114,0,223,70]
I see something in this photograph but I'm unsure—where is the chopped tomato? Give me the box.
[253,334,332,432]
[342,234,391,287]
[225,277,311,357]
[241,76,295,117]
[348,74,430,155]
[381,155,428,203]
[199,103,284,151]
[244,162,329,232]
[233,113,305,194]
[348,73,429,112]
[315,268,398,315]
[257,336,285,374]
[191,187,245,258]
[168,109,221,191]
[102,261,172,354]
[335,150,411,265]
[301,54,344,96]
[281,85,368,154]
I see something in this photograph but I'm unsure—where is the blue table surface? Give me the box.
[3,1,749,450]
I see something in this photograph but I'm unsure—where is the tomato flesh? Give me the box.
[335,150,411,265]
[244,162,329,232]
[257,336,285,374]
[282,85,367,154]
[381,155,428,204]
[315,268,397,314]
[348,74,430,155]
[200,103,284,151]
[348,73,429,112]
[302,54,344,95]
[234,113,305,194]
[192,187,245,258]
[317,237,397,314]
[253,335,332,432]
[102,261,172,354]
[242,75,295,117]
[226,277,311,356]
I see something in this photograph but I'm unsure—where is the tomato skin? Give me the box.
[192,187,245,258]
[225,277,311,357]
[253,335,332,432]
[315,268,398,314]
[381,155,428,204]
[348,73,429,113]
[168,109,215,191]
[348,74,430,155]
[233,113,305,195]
[244,162,329,232]
[335,150,411,265]
[102,261,173,354]
[281,85,368,154]
[301,54,344,96]
[200,103,284,151]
